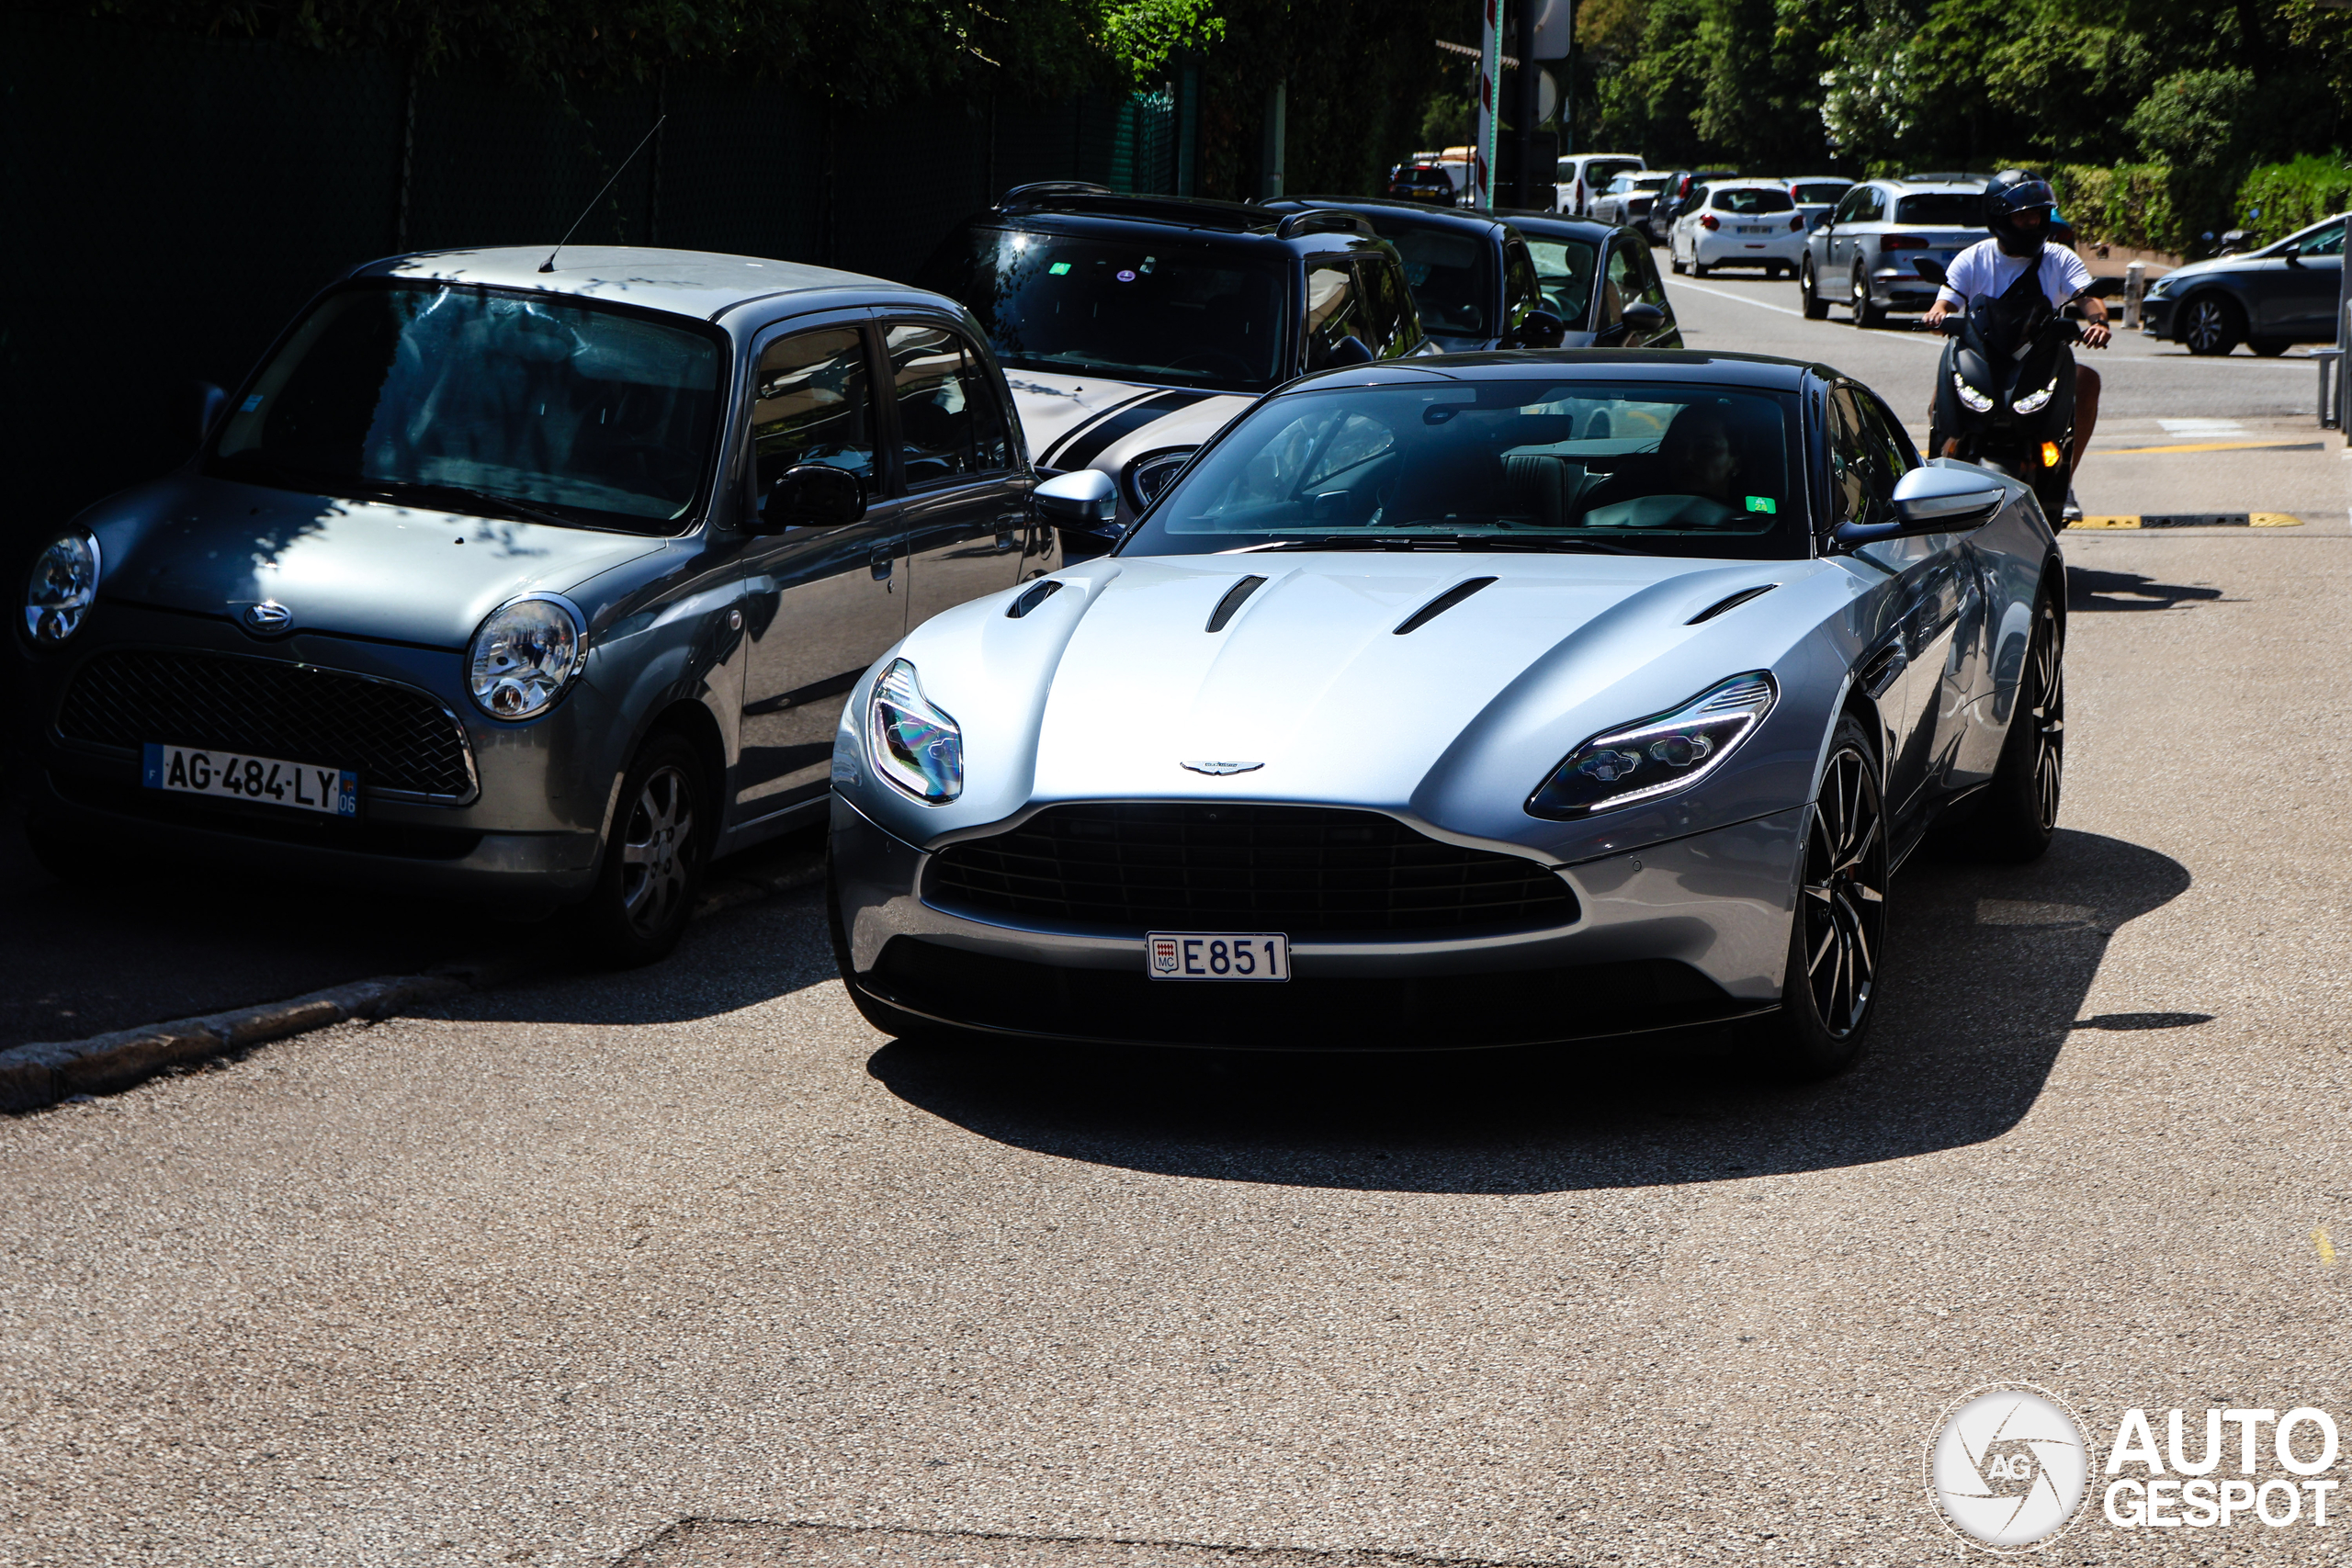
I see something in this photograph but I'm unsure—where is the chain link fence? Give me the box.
[0,16,1178,560]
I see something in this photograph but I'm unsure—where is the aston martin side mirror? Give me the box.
[1033,468,1118,525]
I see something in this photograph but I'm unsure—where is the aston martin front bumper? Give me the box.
[830,792,1805,1050]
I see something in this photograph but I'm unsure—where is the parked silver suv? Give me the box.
[1799,179,1984,326]
[16,247,1055,964]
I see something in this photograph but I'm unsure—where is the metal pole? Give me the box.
[1474,0,1500,209]
[2337,214,2351,429]
[1261,81,1286,199]
[2123,260,2144,330]
[1512,1,1539,208]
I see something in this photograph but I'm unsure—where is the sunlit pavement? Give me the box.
[4,266,2351,1568]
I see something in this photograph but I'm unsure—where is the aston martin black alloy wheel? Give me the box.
[1968,593,2064,861]
[1765,716,1887,1078]
[2182,294,2243,356]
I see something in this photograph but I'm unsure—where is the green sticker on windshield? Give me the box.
[1048,262,1071,276]
[1746,495,1777,513]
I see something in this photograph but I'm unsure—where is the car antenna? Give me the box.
[538,115,667,274]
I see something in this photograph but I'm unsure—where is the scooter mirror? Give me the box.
[1912,257,1948,285]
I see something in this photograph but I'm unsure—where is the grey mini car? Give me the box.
[16,246,1054,963]
[1801,179,1984,325]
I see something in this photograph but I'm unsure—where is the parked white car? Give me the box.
[1591,171,1676,238]
[1785,176,1854,231]
[1555,152,1644,218]
[1668,180,1811,277]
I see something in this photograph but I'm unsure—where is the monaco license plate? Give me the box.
[143,743,356,817]
[1148,931,1290,981]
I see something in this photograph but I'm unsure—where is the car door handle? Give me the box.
[995,529,1019,553]
[869,550,893,581]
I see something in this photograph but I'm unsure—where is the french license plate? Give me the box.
[142,743,356,817]
[1739,224,1770,233]
[1148,931,1289,981]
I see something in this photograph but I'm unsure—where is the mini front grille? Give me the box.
[926,803,1579,936]
[57,649,475,800]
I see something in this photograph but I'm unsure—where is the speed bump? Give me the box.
[2068,513,2301,529]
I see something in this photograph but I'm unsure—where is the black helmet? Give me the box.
[1984,169,2056,257]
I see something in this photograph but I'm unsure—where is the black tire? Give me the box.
[576,730,707,967]
[1670,252,1688,276]
[1850,266,1884,328]
[1966,593,2064,862]
[1800,258,1829,319]
[1761,716,1888,1079]
[1691,258,1713,277]
[2250,336,2291,356]
[2181,294,2243,355]
[825,851,938,1041]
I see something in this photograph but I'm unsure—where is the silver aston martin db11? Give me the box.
[827,351,2064,1076]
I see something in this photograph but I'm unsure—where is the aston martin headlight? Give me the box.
[467,593,585,720]
[23,531,99,644]
[2013,373,2059,414]
[1951,374,1995,413]
[867,659,963,803]
[1527,672,1777,818]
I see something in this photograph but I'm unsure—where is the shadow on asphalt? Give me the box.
[2067,564,2225,613]
[865,829,2191,1194]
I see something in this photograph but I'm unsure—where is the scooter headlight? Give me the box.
[2013,374,2059,414]
[1951,374,1995,414]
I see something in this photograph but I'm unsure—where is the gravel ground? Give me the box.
[2,281,2348,1568]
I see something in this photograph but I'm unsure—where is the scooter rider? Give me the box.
[1923,171,2109,474]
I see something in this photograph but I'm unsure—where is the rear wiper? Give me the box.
[1238,534,1635,555]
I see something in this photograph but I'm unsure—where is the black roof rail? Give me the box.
[1272,209,1375,240]
[997,181,1114,208]
[990,185,1276,233]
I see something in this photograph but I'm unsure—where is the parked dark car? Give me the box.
[1262,197,1559,352]
[920,184,1430,540]
[1650,170,1738,241]
[15,248,1055,964]
[1388,161,1464,206]
[1479,209,1684,348]
[2142,215,2348,355]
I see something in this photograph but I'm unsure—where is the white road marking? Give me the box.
[1670,279,1940,345]
[2159,418,2248,438]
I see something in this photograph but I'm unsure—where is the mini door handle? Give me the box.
[995,529,1019,553]
[869,551,893,581]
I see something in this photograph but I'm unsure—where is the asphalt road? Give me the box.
[5,269,2351,1567]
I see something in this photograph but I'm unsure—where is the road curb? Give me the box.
[0,850,825,1115]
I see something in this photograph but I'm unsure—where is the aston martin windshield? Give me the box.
[926,231,1289,392]
[209,282,725,533]
[1122,380,1805,560]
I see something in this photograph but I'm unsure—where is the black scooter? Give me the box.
[1916,258,2087,522]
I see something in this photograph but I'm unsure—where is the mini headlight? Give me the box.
[23,531,99,644]
[867,659,963,803]
[1528,672,1776,818]
[1951,374,1995,413]
[467,593,585,720]
[2013,373,2059,414]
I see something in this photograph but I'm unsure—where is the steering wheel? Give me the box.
[1167,349,1255,378]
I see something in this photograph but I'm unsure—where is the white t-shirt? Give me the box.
[1936,240,2091,310]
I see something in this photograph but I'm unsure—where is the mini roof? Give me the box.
[356,246,922,321]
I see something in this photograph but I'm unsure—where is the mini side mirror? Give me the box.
[1323,333,1376,368]
[195,382,228,443]
[1515,309,1566,349]
[763,464,865,530]
[1033,468,1118,525]
[1622,302,1666,333]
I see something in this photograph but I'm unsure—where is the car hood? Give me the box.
[850,550,1850,862]
[83,475,670,649]
[1006,370,1258,477]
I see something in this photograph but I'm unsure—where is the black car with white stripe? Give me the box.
[919,184,1429,550]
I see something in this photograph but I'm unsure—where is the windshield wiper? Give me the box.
[1237,534,1635,555]
[348,479,583,531]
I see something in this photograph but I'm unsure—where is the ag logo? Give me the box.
[1928,1383,2089,1551]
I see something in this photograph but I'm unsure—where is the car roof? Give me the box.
[1704,179,1792,190]
[356,245,927,322]
[1477,209,1616,241]
[1279,348,1820,394]
[1877,179,1985,195]
[1269,196,1516,240]
[975,187,1385,255]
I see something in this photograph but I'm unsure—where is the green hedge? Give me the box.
[2047,164,2182,254]
[2236,155,2352,243]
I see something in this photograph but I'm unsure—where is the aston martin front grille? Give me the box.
[57,649,475,800]
[926,803,1578,935]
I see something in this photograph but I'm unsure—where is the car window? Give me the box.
[1857,187,1889,222]
[1502,240,1543,334]
[1633,244,1671,309]
[883,323,1012,488]
[1830,186,1869,224]
[1123,379,1807,562]
[1589,159,1643,187]
[210,282,725,533]
[1305,259,1371,368]
[1353,255,1419,357]
[1600,243,1641,328]
[1829,386,1907,520]
[1713,187,1796,214]
[1375,220,1496,338]
[2295,222,2346,257]
[1894,193,1979,226]
[1792,182,1851,206]
[1826,389,1876,523]
[1853,388,1919,477]
[751,326,876,516]
[1527,237,1600,327]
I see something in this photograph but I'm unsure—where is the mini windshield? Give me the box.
[1894,193,1982,226]
[210,282,723,533]
[925,230,1288,392]
[1122,379,1805,561]
[1366,218,1496,340]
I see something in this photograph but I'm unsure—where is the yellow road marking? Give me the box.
[2068,513,2302,529]
[2318,1226,2336,1266]
[2074,516,2142,529]
[2252,513,2302,526]
[2105,439,2325,455]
